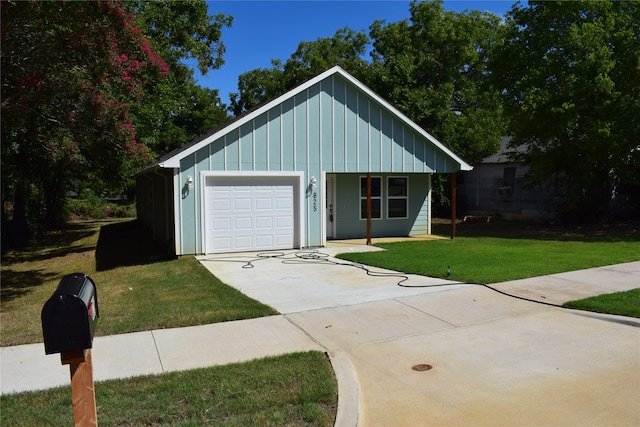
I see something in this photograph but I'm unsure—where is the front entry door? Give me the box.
[326,175,334,239]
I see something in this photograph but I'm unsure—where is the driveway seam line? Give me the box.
[282,314,330,352]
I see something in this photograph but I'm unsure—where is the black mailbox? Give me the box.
[42,273,99,355]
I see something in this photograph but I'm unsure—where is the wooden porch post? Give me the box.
[451,172,457,240]
[366,172,372,245]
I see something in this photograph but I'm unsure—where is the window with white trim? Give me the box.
[360,176,381,219]
[387,177,408,218]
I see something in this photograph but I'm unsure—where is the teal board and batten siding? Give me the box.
[333,174,431,239]
[175,72,459,254]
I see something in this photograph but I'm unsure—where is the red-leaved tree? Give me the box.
[2,0,169,243]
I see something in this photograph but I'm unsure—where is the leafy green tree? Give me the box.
[2,1,168,243]
[493,0,640,221]
[369,0,505,164]
[229,62,286,116]
[229,28,370,115]
[126,0,232,155]
[282,28,372,90]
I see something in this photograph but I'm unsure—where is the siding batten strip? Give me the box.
[344,79,347,171]
[368,101,371,171]
[280,103,283,171]
[318,84,322,174]
[379,106,383,172]
[356,91,359,172]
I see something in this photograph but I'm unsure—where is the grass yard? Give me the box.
[0,351,338,427]
[1,219,276,347]
[340,220,640,284]
[340,236,640,285]
[1,219,337,425]
[339,220,640,317]
[563,288,640,318]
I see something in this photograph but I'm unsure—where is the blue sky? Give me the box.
[191,1,514,106]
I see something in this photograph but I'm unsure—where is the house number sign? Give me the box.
[312,191,318,212]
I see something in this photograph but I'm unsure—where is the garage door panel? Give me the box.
[211,185,230,193]
[205,176,297,253]
[276,216,293,228]
[255,216,273,229]
[212,199,231,211]
[234,217,252,229]
[276,235,292,245]
[276,201,292,211]
[255,235,274,248]
[213,237,231,251]
[255,198,272,210]
[212,218,231,231]
[234,198,252,210]
[234,236,253,249]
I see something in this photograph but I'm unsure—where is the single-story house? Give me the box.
[457,137,559,221]
[135,66,472,255]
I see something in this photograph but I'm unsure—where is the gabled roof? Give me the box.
[481,137,527,164]
[136,66,472,174]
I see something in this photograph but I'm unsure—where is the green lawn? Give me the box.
[2,218,638,424]
[1,220,276,347]
[0,351,337,427]
[1,219,336,425]
[563,288,640,318]
[338,236,640,284]
[339,220,640,317]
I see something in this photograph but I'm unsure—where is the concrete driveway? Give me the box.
[198,249,640,427]
[2,246,638,426]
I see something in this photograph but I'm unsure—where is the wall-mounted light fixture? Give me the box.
[186,176,194,188]
[310,176,317,187]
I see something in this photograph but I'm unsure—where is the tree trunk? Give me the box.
[8,188,31,247]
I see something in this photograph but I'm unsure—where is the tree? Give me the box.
[229,62,286,116]
[2,1,168,244]
[1,1,233,246]
[493,1,640,221]
[229,28,370,115]
[369,0,505,165]
[126,0,233,154]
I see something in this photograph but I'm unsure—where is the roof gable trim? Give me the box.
[159,66,471,171]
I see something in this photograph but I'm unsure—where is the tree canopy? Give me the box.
[1,0,231,245]
[369,0,505,164]
[493,0,640,221]
[3,0,637,250]
[125,0,232,155]
[229,28,370,116]
[230,1,505,165]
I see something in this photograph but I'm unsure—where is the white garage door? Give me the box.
[204,176,297,253]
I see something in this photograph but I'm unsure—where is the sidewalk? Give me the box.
[2,257,639,427]
[0,316,324,394]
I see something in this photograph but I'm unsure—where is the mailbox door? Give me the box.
[42,295,92,354]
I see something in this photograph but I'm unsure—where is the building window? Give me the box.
[503,167,516,187]
[387,177,408,218]
[360,176,381,219]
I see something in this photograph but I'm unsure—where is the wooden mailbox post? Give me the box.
[42,273,100,426]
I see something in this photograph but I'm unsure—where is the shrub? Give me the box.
[66,189,135,220]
